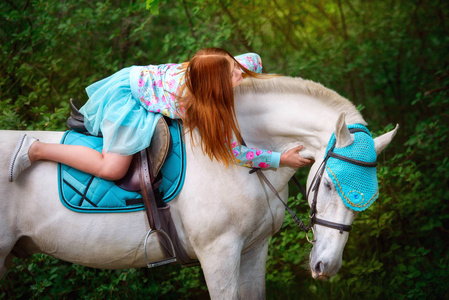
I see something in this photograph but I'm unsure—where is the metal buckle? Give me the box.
[306,227,315,244]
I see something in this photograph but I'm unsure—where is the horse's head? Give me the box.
[234,77,398,279]
[307,114,398,279]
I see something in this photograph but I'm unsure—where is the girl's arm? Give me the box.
[232,142,281,169]
[233,143,314,170]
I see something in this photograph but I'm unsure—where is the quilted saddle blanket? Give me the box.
[58,121,186,213]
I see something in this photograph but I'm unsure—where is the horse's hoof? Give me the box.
[8,134,38,182]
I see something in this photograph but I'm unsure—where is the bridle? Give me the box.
[246,127,378,244]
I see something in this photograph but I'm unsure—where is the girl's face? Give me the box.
[229,58,243,88]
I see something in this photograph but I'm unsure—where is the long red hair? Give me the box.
[178,48,269,166]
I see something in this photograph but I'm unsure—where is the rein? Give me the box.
[245,127,377,243]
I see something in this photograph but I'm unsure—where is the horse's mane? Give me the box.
[235,76,366,125]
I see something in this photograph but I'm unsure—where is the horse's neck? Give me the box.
[236,92,346,161]
[235,76,367,161]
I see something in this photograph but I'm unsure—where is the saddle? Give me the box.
[67,99,197,268]
[68,98,169,190]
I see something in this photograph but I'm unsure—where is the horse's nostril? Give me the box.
[314,261,324,274]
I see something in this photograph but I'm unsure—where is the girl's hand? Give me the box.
[280,145,314,169]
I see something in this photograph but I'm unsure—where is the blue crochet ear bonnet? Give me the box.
[325,124,378,211]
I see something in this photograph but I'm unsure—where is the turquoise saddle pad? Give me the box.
[58,120,186,213]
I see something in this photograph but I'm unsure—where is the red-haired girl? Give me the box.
[9,48,311,182]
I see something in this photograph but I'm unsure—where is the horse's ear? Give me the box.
[374,124,399,155]
[335,113,352,148]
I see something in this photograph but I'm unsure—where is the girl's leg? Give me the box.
[29,141,133,181]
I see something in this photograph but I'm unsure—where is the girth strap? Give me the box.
[139,150,161,230]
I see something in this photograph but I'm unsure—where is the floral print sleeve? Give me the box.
[232,141,281,169]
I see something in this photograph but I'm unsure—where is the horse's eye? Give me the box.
[324,180,333,191]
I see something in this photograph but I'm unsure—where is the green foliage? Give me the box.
[1,0,448,299]
[1,254,208,299]
[146,0,160,16]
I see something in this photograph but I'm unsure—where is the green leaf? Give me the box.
[146,0,159,15]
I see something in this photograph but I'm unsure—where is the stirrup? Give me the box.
[144,229,177,268]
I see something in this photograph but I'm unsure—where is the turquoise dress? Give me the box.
[80,53,281,169]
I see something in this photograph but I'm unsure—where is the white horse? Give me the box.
[0,76,398,299]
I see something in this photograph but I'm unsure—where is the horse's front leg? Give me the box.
[239,240,269,299]
[195,235,243,300]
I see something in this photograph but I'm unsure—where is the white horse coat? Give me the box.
[0,76,398,299]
